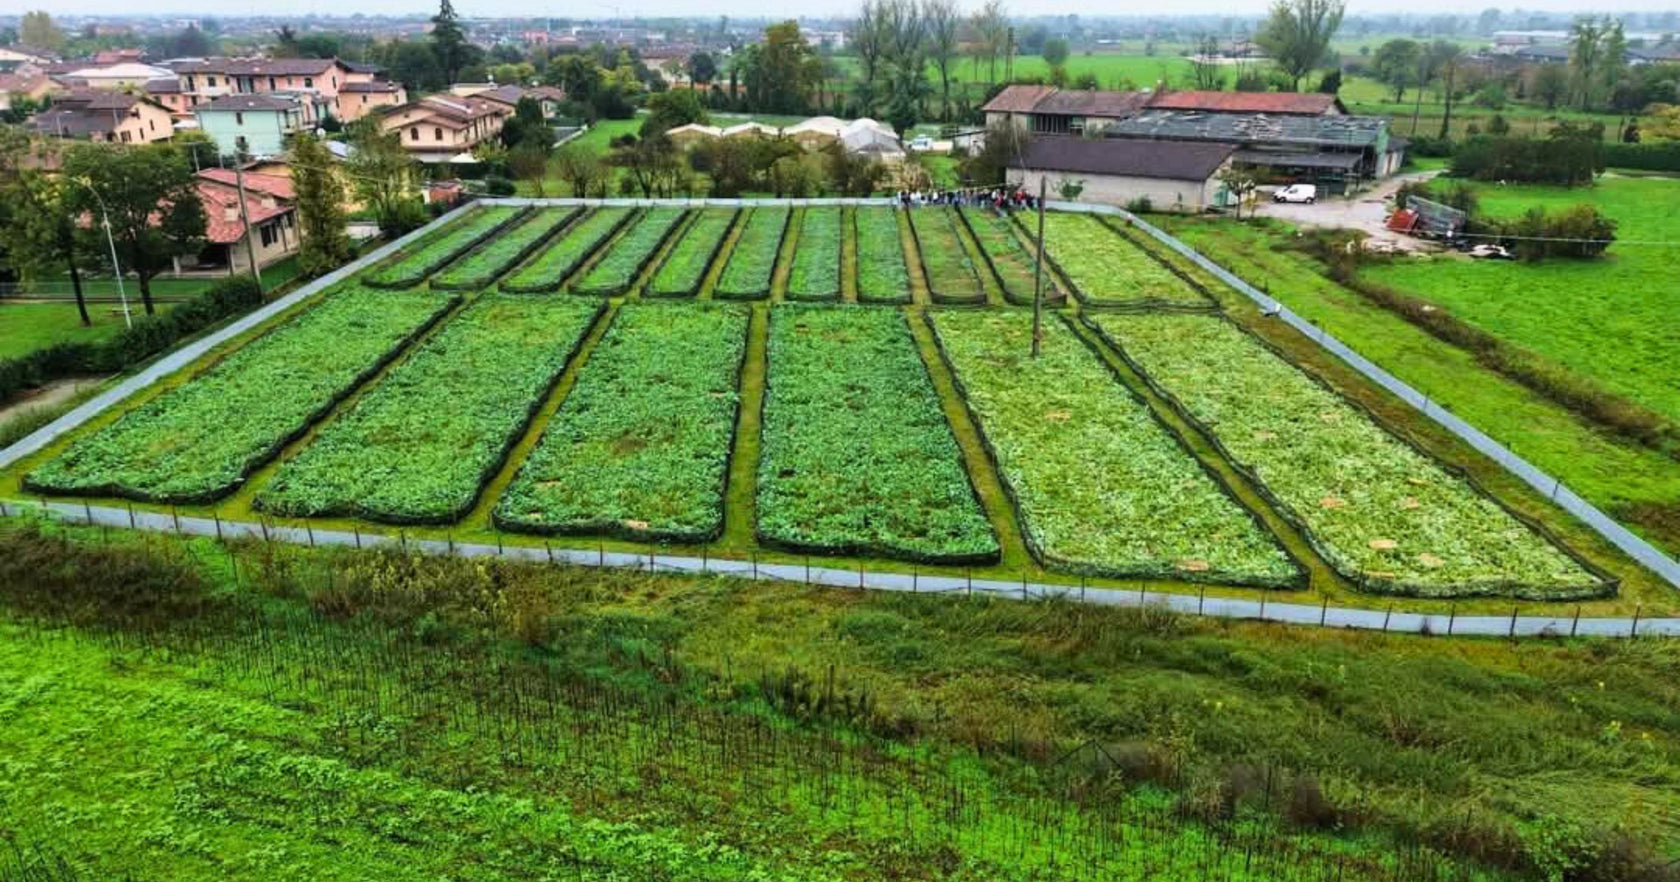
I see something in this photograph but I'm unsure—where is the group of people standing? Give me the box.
[894,187,1040,213]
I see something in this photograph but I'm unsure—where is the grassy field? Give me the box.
[1364,176,1680,426]
[2,520,1676,880]
[1152,215,1680,558]
[0,302,146,359]
[1338,73,1630,141]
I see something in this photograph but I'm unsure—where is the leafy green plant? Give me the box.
[26,287,457,503]
[785,208,842,302]
[1089,313,1607,599]
[500,208,634,293]
[495,302,749,542]
[758,306,998,563]
[929,310,1300,586]
[646,209,737,298]
[854,208,911,304]
[573,208,689,296]
[430,208,581,290]
[958,206,1060,306]
[1039,213,1211,309]
[715,207,789,300]
[256,296,603,524]
[909,208,985,304]
[363,206,525,288]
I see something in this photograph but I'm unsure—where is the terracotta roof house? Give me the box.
[1009,138,1236,211]
[379,94,511,162]
[58,62,174,90]
[0,70,56,111]
[195,93,315,158]
[26,90,174,144]
[337,79,407,122]
[164,57,399,121]
[193,168,300,274]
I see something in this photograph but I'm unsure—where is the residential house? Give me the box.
[0,45,59,71]
[167,57,399,122]
[380,94,510,162]
[145,77,194,120]
[193,168,301,274]
[92,49,147,65]
[1009,139,1236,211]
[195,93,312,158]
[26,90,174,144]
[0,70,56,112]
[525,86,567,117]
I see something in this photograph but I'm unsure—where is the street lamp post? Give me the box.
[75,178,133,330]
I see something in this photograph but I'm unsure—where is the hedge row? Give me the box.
[0,276,264,406]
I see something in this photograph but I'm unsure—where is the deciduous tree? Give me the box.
[291,134,353,278]
[1255,0,1346,91]
[61,143,205,316]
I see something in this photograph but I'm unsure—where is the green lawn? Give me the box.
[1364,176,1680,425]
[1339,74,1629,141]
[4,520,1678,880]
[0,301,165,360]
[1153,215,1680,556]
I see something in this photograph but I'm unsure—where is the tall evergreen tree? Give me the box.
[431,0,471,85]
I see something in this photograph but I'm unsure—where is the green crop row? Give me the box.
[929,310,1301,586]
[910,208,985,304]
[785,208,842,302]
[430,208,581,290]
[495,302,749,542]
[500,208,634,293]
[854,208,911,304]
[959,206,1058,306]
[646,209,737,298]
[1039,213,1211,309]
[759,306,998,563]
[573,208,688,296]
[25,287,457,504]
[1089,313,1608,599]
[255,296,604,525]
[715,207,789,300]
[363,206,525,289]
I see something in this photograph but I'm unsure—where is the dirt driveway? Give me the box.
[1254,170,1444,251]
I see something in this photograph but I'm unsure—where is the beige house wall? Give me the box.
[1012,166,1226,212]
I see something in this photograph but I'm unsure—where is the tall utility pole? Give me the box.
[233,160,265,295]
[1030,176,1047,358]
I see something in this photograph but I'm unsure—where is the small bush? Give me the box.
[1285,773,1339,829]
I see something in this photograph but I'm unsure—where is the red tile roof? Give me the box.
[980,84,1058,114]
[197,179,292,244]
[197,167,295,200]
[1146,90,1345,115]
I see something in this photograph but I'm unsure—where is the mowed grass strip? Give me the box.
[1041,212,1210,308]
[255,296,604,525]
[573,208,688,296]
[430,208,581,290]
[786,207,842,302]
[1090,313,1606,599]
[500,208,634,293]
[910,208,985,304]
[363,206,525,288]
[495,302,749,542]
[959,205,1058,305]
[25,287,457,504]
[930,310,1300,586]
[855,208,911,304]
[715,207,790,300]
[758,306,998,564]
[646,208,737,297]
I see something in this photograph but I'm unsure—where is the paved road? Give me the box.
[1254,170,1444,251]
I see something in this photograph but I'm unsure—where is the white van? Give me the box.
[1272,184,1318,204]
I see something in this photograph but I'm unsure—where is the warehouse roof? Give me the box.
[1011,137,1236,181]
[1147,90,1346,115]
[1106,111,1387,149]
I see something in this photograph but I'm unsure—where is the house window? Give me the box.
[118,131,130,143]
[434,127,443,141]
[331,76,337,87]
[235,112,244,126]
[410,126,420,140]
[149,120,155,132]
[207,76,217,87]
[260,224,275,248]
[268,77,276,90]
[361,95,367,104]
[304,77,313,88]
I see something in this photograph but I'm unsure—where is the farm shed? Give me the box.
[1009,138,1235,211]
[1103,111,1402,194]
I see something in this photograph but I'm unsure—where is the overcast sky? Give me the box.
[19,0,1675,23]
